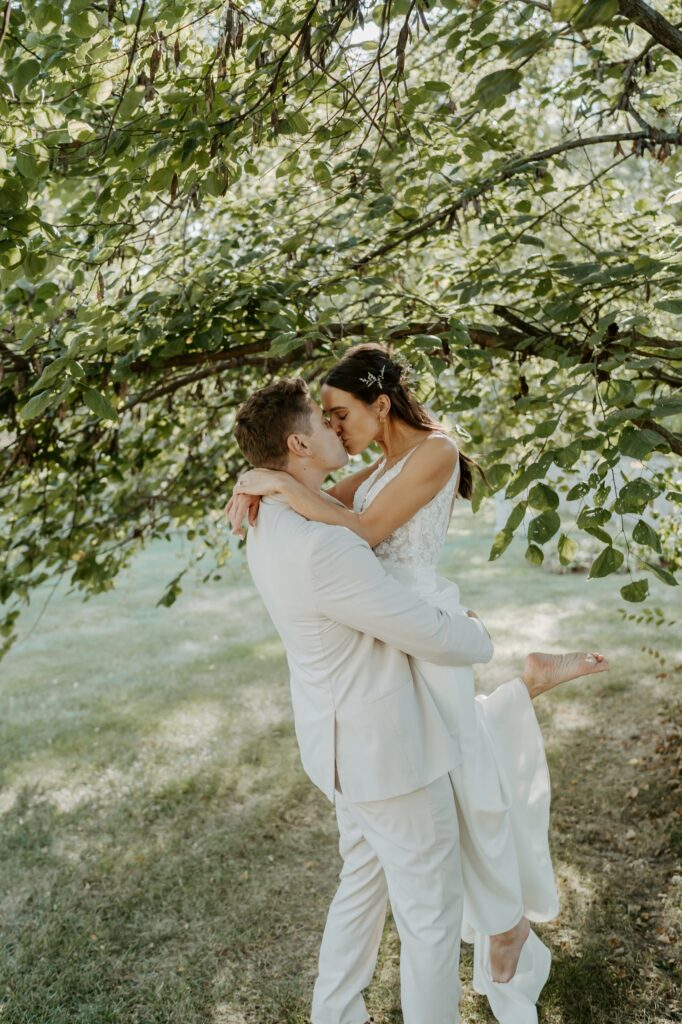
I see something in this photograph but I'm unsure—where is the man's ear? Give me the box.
[286,432,310,458]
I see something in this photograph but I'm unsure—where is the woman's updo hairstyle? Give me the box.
[322,342,484,501]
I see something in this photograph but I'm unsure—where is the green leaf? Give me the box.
[505,459,550,498]
[67,120,95,141]
[558,533,578,566]
[649,397,682,419]
[83,389,118,421]
[620,579,649,603]
[149,166,176,191]
[613,478,657,514]
[488,502,526,561]
[535,418,559,438]
[313,162,332,185]
[599,378,635,407]
[15,152,40,179]
[632,519,661,553]
[70,9,101,38]
[156,570,186,607]
[88,79,114,104]
[486,463,512,492]
[654,298,682,315]
[577,506,611,530]
[474,69,522,109]
[34,4,62,31]
[588,545,624,579]
[118,87,145,120]
[566,481,590,501]
[525,543,544,565]
[504,501,528,533]
[642,560,678,587]
[584,525,613,545]
[288,112,310,134]
[19,390,55,421]
[618,425,670,459]
[31,355,72,391]
[575,0,619,28]
[553,442,581,469]
[489,529,513,561]
[13,59,41,94]
[552,0,583,20]
[527,510,560,544]
[528,482,559,511]
[268,332,302,357]
[424,80,451,93]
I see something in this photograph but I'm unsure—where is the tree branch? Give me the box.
[0,1,10,49]
[638,418,682,457]
[327,128,682,279]
[619,0,682,60]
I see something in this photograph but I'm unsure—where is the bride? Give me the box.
[228,344,608,1024]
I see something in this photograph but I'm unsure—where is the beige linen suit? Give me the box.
[246,496,493,1023]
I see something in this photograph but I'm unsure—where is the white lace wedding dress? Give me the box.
[353,435,559,1024]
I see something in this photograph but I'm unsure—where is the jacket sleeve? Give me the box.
[310,527,493,666]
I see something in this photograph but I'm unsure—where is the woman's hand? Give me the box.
[225,491,261,537]
[234,468,290,497]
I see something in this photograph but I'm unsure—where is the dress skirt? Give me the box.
[382,560,559,1023]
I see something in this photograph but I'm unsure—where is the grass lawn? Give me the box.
[1,506,680,1024]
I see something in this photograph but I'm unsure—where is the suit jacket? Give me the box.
[246,495,494,802]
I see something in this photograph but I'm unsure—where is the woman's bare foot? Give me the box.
[490,916,531,983]
[522,651,609,699]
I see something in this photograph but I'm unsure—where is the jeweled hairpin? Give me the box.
[359,364,386,389]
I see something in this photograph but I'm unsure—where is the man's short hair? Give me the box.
[235,378,313,468]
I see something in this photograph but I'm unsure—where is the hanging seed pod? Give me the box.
[396,21,409,79]
[150,43,161,82]
[174,37,181,67]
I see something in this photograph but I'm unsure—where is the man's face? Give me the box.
[297,399,348,472]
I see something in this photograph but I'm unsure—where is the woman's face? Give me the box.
[320,384,380,456]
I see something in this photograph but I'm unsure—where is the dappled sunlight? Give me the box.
[555,861,599,907]
[212,1006,248,1024]
[0,760,132,818]
[153,700,226,752]
[550,702,595,734]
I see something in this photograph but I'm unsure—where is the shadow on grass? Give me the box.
[0,719,338,1024]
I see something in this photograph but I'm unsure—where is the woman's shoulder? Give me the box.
[408,432,459,473]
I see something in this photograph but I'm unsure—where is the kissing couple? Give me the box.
[227,343,608,1024]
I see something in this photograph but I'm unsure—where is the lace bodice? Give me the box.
[353,434,459,570]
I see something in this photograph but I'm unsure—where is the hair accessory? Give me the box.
[395,359,414,386]
[358,363,386,390]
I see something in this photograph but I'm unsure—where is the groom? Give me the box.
[233,377,494,1024]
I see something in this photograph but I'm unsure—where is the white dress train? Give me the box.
[353,438,559,1024]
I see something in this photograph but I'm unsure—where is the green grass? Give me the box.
[1,508,680,1023]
